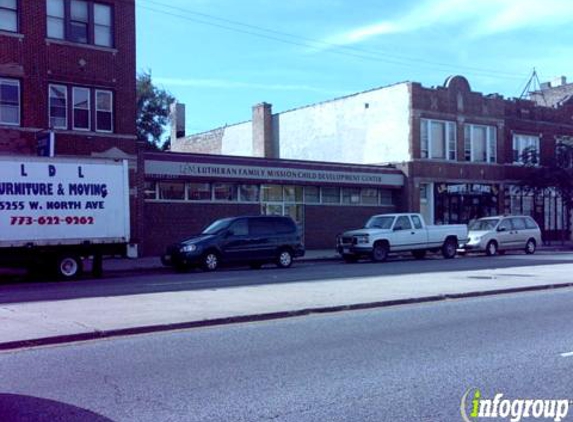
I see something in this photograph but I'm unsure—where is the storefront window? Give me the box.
[239,184,259,202]
[361,188,378,205]
[261,185,283,202]
[304,186,320,203]
[434,183,498,224]
[158,181,185,201]
[144,181,157,200]
[188,183,211,201]
[214,183,237,201]
[321,187,340,204]
[342,187,361,205]
[380,190,394,206]
[283,185,303,202]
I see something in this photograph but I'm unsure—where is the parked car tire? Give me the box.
[371,242,389,262]
[202,251,220,271]
[276,249,293,268]
[412,250,426,260]
[525,239,537,255]
[56,255,83,280]
[485,240,498,257]
[441,238,457,259]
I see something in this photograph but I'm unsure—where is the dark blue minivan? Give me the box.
[161,215,305,271]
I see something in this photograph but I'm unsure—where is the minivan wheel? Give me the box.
[202,252,220,271]
[56,255,83,280]
[525,239,537,255]
[442,238,457,259]
[371,242,388,262]
[485,240,498,257]
[276,249,293,268]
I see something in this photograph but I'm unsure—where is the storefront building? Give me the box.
[140,152,404,255]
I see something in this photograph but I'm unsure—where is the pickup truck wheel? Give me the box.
[56,255,83,280]
[485,240,498,256]
[441,239,457,259]
[412,250,426,260]
[371,243,388,262]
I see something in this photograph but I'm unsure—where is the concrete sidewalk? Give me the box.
[1,260,573,350]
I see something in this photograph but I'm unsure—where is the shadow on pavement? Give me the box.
[0,393,114,422]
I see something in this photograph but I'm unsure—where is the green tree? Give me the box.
[136,70,175,149]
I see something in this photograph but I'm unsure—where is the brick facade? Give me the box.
[0,0,136,156]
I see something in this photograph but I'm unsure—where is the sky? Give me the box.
[136,0,573,135]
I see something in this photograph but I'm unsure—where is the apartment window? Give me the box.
[46,0,114,47]
[421,119,456,160]
[73,87,90,130]
[513,134,540,165]
[0,78,19,126]
[49,84,67,129]
[47,0,65,39]
[0,0,17,32]
[464,124,497,163]
[556,137,573,168]
[94,3,112,47]
[144,181,157,200]
[95,90,113,132]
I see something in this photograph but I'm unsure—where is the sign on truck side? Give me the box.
[0,156,130,279]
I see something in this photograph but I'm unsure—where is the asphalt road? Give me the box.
[0,251,572,304]
[1,288,573,422]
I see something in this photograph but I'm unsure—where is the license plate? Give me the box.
[163,255,171,262]
[343,247,350,253]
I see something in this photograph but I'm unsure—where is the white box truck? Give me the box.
[0,156,131,279]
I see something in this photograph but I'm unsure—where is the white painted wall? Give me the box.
[220,121,253,156]
[277,83,412,164]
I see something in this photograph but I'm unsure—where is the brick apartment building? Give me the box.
[0,0,136,156]
[172,76,573,241]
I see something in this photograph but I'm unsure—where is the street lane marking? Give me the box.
[560,352,573,358]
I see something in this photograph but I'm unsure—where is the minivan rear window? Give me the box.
[524,217,539,229]
[511,218,526,230]
[250,217,294,235]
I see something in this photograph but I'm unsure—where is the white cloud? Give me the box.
[324,0,573,46]
[155,77,350,96]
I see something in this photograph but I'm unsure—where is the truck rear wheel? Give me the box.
[56,255,83,280]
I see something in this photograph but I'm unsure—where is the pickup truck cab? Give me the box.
[336,213,468,263]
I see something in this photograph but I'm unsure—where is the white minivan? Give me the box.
[460,216,542,256]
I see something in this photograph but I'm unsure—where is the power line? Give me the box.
[137,0,528,82]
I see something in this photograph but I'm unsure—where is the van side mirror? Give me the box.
[393,226,402,231]
[497,227,507,232]
[225,230,235,238]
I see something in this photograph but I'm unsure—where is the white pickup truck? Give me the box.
[336,213,468,263]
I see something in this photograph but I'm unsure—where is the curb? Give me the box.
[2,281,573,352]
